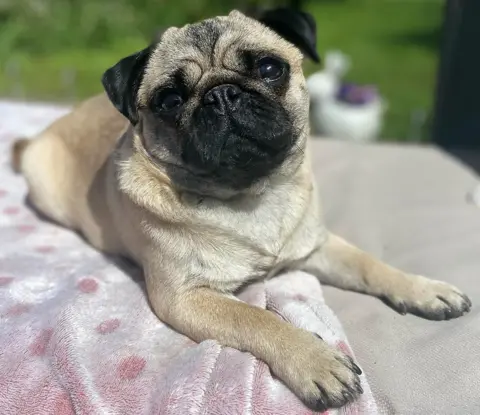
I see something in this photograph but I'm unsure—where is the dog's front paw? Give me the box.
[272,331,363,411]
[384,275,472,320]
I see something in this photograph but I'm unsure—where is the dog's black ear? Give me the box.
[101,46,152,124]
[258,8,320,63]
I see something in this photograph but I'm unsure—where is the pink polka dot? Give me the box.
[77,278,98,293]
[36,245,56,254]
[0,190,7,198]
[17,224,36,233]
[53,391,75,415]
[336,340,353,357]
[3,206,20,215]
[117,356,146,380]
[4,303,31,317]
[96,318,120,334]
[0,277,13,286]
[30,328,54,356]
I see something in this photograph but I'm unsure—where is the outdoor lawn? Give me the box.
[0,0,444,141]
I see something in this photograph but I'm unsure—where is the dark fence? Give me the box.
[433,0,480,149]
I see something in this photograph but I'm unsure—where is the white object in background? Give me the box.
[307,50,387,143]
[306,51,350,101]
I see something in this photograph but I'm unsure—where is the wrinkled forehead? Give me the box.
[139,12,301,101]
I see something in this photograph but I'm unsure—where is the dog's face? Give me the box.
[103,9,319,197]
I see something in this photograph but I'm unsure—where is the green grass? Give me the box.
[304,0,443,141]
[0,0,443,141]
[0,39,147,102]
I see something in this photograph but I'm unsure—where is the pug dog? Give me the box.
[12,9,471,411]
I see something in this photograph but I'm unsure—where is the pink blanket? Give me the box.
[0,101,378,415]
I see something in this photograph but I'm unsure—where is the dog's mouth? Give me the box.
[180,125,295,189]
[176,91,296,188]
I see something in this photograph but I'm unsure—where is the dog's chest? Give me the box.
[185,184,307,250]
[174,182,322,291]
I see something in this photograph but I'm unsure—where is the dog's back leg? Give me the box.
[12,133,77,228]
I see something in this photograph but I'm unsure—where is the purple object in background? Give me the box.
[336,83,379,106]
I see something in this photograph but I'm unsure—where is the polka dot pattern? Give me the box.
[35,245,56,254]
[3,206,20,215]
[53,392,76,415]
[294,293,308,302]
[77,278,99,294]
[17,224,36,233]
[117,356,146,380]
[96,319,120,335]
[4,303,31,317]
[30,328,54,356]
[0,276,13,286]
[336,340,353,358]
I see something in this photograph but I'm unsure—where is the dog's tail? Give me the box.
[11,138,30,174]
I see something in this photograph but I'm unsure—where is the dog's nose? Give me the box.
[203,84,242,114]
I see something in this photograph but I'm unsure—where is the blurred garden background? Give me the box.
[0,0,444,141]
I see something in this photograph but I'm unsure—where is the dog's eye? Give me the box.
[161,92,183,111]
[258,57,285,82]
[155,89,184,112]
